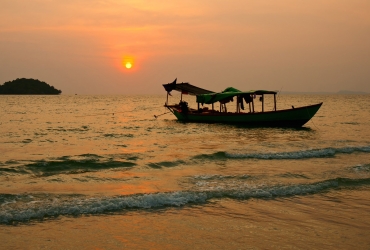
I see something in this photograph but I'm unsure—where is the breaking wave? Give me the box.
[194,145,370,160]
[1,177,369,224]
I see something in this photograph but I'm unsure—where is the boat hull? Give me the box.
[167,103,323,127]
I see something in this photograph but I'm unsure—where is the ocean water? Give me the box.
[0,94,369,249]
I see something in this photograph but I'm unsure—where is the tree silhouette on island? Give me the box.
[0,78,62,95]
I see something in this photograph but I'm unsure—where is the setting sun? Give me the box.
[122,56,134,70]
[125,62,132,69]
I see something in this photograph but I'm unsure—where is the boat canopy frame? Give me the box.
[163,79,278,113]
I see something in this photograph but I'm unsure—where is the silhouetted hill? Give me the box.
[0,78,62,95]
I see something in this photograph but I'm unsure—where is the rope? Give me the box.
[154,111,170,118]
[75,111,125,117]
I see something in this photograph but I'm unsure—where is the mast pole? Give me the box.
[236,96,239,113]
[252,97,255,113]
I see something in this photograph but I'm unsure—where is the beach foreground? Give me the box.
[1,189,369,249]
[1,94,369,249]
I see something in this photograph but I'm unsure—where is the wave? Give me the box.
[0,154,138,177]
[193,174,251,180]
[352,164,370,173]
[2,146,369,177]
[103,133,134,138]
[147,160,185,169]
[1,177,369,224]
[46,126,90,132]
[193,145,370,160]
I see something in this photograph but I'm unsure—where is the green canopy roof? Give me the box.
[196,87,277,104]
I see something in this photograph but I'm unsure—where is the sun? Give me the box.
[122,56,135,70]
[125,62,132,69]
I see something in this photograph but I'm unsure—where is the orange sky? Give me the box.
[1,0,369,94]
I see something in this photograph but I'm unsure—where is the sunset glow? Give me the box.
[1,1,370,94]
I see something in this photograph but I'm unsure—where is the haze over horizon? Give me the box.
[1,0,369,95]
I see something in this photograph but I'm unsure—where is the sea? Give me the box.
[0,93,369,249]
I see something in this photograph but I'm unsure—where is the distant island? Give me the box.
[336,90,368,95]
[0,78,62,95]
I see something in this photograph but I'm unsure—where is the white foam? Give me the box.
[226,145,370,160]
[0,192,208,224]
[0,179,342,224]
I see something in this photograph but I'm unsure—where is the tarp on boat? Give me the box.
[163,79,214,96]
[196,87,277,104]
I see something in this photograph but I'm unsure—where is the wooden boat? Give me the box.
[162,79,323,127]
